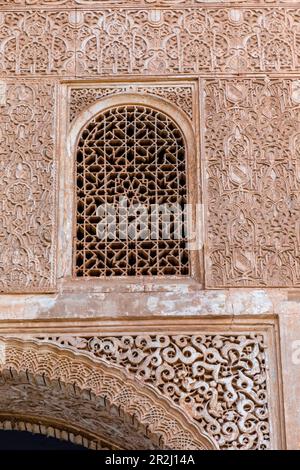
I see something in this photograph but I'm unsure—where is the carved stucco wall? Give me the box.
[0,318,283,450]
[1,5,300,291]
[0,81,56,292]
[0,336,216,450]
[0,7,299,76]
[36,331,273,449]
[0,0,298,450]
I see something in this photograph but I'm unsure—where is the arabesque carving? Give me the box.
[0,0,290,453]
[70,85,193,122]
[205,78,300,287]
[0,9,299,75]
[0,1,73,5]
[75,9,300,75]
[0,337,215,450]
[38,332,270,450]
[0,1,296,8]
[0,81,56,292]
[0,10,77,75]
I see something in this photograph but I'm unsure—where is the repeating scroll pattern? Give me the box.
[0,420,108,450]
[205,78,300,287]
[0,338,212,450]
[75,9,300,75]
[0,1,296,7]
[0,81,56,292]
[70,85,193,122]
[0,8,299,75]
[38,333,270,450]
[0,10,77,75]
[0,1,73,5]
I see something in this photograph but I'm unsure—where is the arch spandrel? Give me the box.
[68,93,196,154]
[0,337,217,450]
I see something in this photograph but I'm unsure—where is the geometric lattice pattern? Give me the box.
[75,105,189,277]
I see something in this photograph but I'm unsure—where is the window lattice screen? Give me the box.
[75,105,189,277]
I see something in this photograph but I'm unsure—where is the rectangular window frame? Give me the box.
[57,77,204,293]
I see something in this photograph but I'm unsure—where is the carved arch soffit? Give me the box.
[0,337,217,450]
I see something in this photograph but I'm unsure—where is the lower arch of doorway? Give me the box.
[0,413,118,450]
[0,337,217,451]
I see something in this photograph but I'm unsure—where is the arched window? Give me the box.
[74,104,189,277]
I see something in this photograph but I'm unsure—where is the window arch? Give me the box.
[74,103,189,277]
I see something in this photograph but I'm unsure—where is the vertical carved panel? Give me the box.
[205,78,300,287]
[0,81,56,292]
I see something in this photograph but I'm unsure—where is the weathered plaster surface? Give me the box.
[0,288,297,320]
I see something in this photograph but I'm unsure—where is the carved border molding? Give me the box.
[203,77,300,288]
[2,76,300,292]
[0,8,299,76]
[0,1,297,8]
[58,84,201,287]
